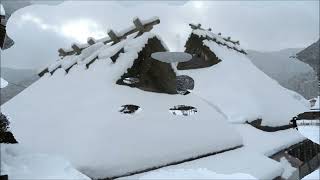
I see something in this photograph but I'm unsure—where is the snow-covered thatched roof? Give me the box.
[1,24,243,179]
[177,26,309,127]
[1,20,310,179]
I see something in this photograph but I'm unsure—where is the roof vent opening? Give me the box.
[176,75,194,95]
[169,105,197,116]
[122,77,140,85]
[119,104,141,114]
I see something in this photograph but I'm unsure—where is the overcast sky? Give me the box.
[1,0,319,70]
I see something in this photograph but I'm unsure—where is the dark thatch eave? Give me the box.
[177,33,221,70]
[116,37,178,94]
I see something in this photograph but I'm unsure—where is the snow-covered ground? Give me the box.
[298,125,320,144]
[1,77,8,88]
[0,144,90,180]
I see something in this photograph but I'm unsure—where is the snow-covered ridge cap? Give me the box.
[58,16,160,57]
[39,32,164,77]
[189,23,246,54]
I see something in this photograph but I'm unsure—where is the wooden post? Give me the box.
[58,48,66,56]
[87,38,96,45]
[71,44,81,54]
[133,17,145,32]
[38,68,49,77]
[189,23,202,30]
[108,29,120,43]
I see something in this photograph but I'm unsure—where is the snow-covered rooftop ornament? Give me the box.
[0,4,5,16]
[151,52,192,63]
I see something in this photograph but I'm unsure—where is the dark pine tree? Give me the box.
[0,113,17,143]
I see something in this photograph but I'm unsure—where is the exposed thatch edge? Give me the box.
[178,33,221,70]
[246,119,295,132]
[97,145,243,180]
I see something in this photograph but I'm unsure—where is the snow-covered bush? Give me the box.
[0,113,17,143]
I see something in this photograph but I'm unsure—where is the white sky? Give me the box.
[1,0,319,69]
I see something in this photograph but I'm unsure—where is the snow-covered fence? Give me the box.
[58,16,160,57]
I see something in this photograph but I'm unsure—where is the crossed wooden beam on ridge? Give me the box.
[58,17,160,57]
[189,23,240,46]
[38,17,160,77]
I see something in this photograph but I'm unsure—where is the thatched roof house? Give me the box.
[1,18,318,180]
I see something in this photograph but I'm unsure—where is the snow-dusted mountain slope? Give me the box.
[1,32,242,179]
[0,67,38,104]
[247,49,318,99]
[297,39,320,77]
[178,29,308,127]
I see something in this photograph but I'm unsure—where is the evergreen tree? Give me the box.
[0,113,17,143]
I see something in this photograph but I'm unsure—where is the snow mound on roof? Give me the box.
[1,144,90,180]
[178,30,308,126]
[0,3,5,16]
[138,168,256,179]
[311,96,319,110]
[1,32,242,179]
[1,77,8,88]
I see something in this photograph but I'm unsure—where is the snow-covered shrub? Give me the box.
[0,113,17,143]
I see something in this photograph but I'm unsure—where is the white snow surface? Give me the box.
[1,144,90,180]
[1,32,242,179]
[138,168,257,180]
[120,148,284,180]
[1,77,8,88]
[298,125,320,144]
[0,3,5,16]
[279,157,296,179]
[234,124,305,156]
[303,168,320,180]
[177,30,308,126]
